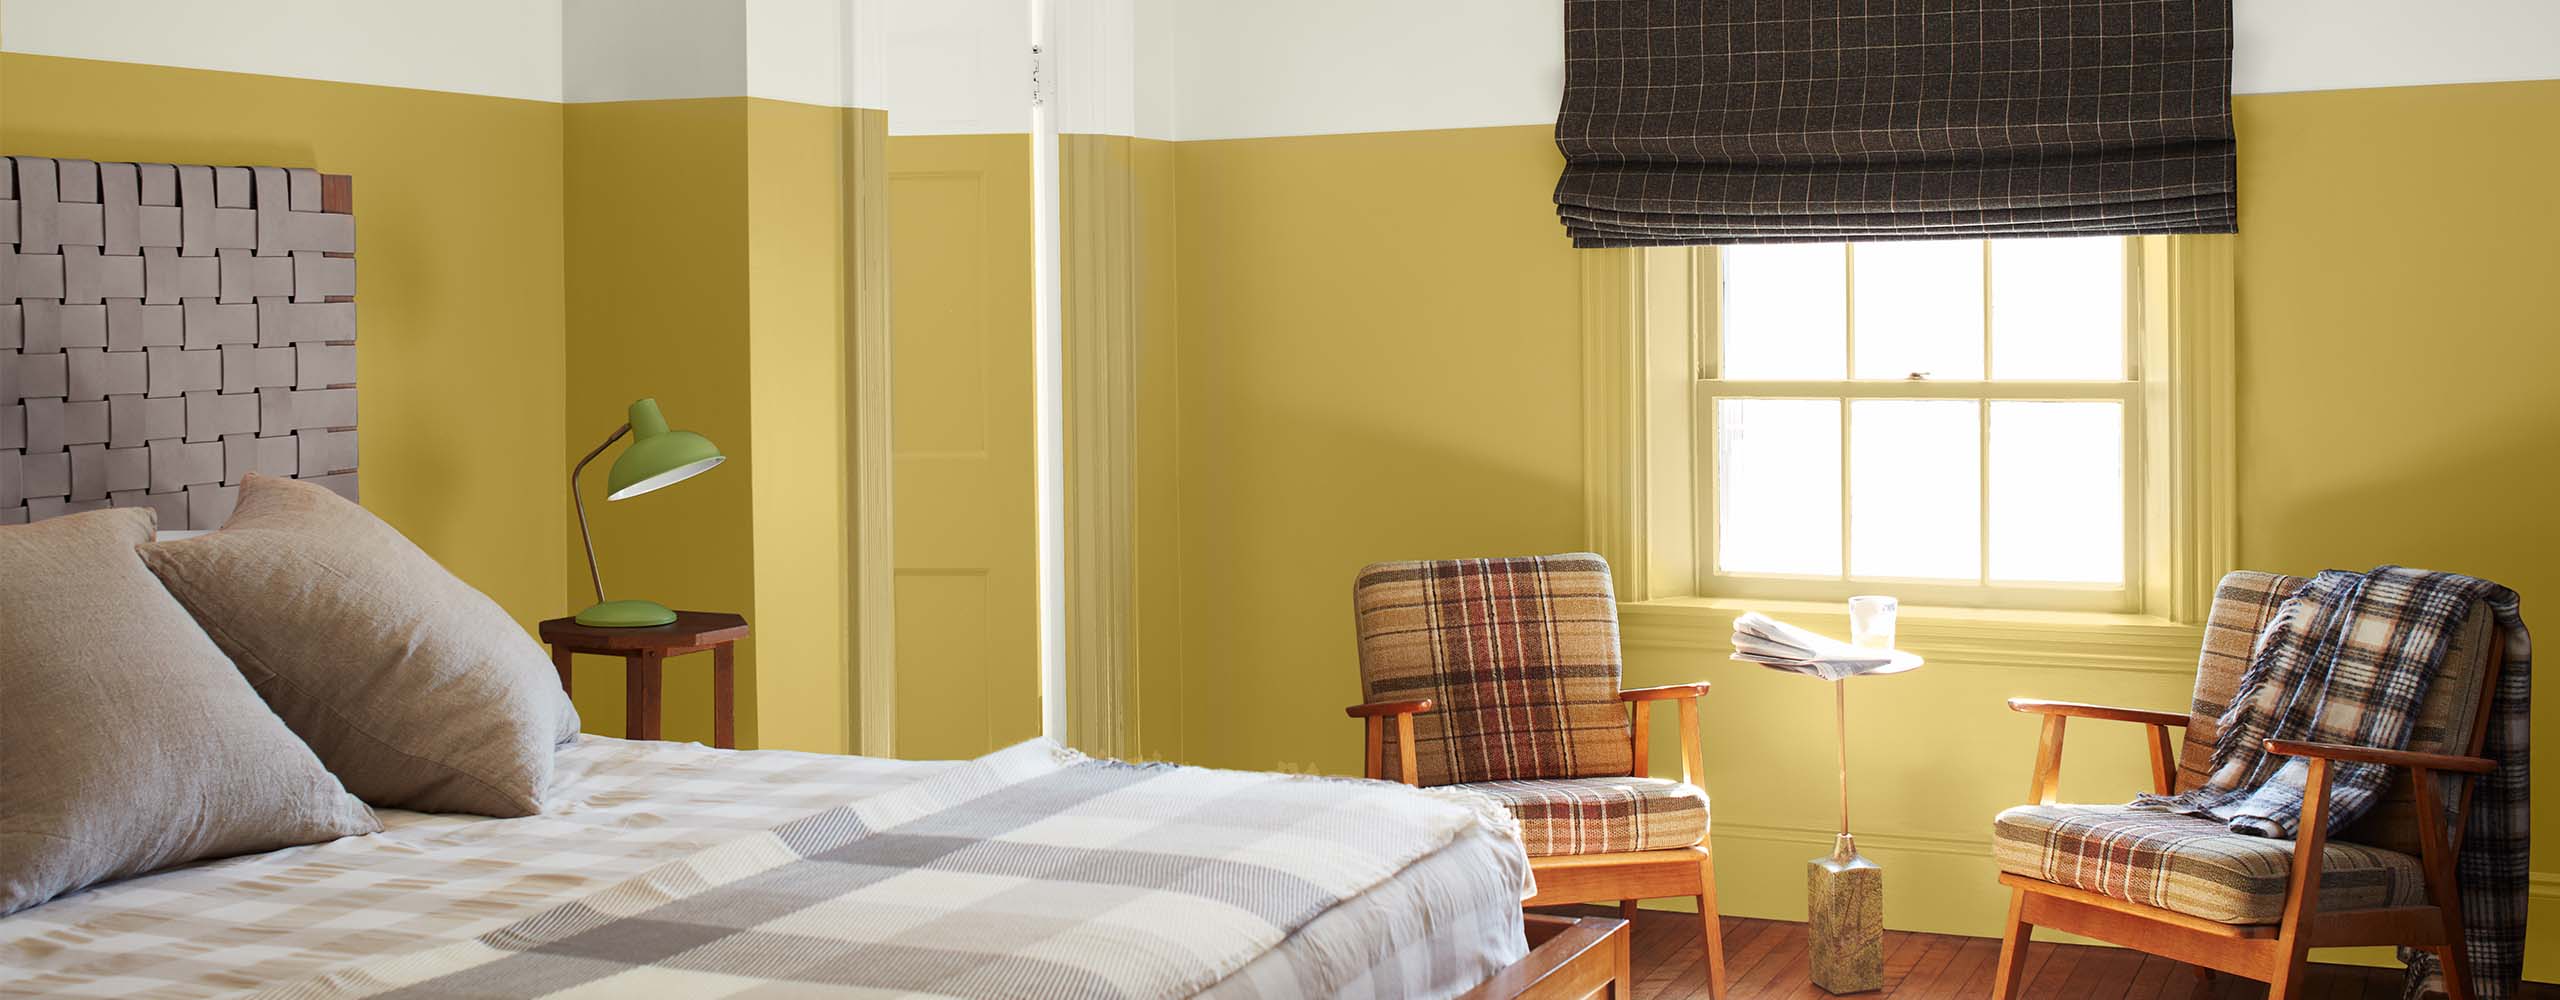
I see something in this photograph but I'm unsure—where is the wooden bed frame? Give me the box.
[1468,914,1634,1000]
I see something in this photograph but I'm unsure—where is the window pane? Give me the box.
[1991,236,2125,379]
[1848,399,1980,580]
[1716,398,1842,576]
[1851,240,1984,380]
[1989,401,2124,583]
[1722,244,1846,379]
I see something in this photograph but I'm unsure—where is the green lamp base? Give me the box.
[575,599,679,628]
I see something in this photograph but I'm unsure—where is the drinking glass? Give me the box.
[1848,595,1898,650]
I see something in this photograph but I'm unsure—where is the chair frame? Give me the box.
[1991,634,2507,1000]
[1350,682,1729,1000]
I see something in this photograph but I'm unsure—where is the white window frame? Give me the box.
[1582,236,2234,628]
[1698,240,2147,614]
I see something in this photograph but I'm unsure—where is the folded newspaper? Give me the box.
[1731,611,1924,680]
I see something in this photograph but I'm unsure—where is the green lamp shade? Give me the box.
[574,398,725,628]
[606,398,725,500]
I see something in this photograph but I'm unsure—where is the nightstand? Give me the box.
[539,611,750,748]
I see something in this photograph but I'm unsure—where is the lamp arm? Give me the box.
[570,423,632,605]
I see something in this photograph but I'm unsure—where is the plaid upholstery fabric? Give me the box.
[2147,568,2532,999]
[2140,568,2498,839]
[1354,553,1633,786]
[1994,804,2426,925]
[1555,0,2238,246]
[2173,572,2495,856]
[1468,777,1708,857]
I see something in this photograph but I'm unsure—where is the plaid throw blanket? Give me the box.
[2132,566,2531,1000]
[258,740,1522,1000]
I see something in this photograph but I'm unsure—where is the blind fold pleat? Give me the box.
[1554,1,2237,247]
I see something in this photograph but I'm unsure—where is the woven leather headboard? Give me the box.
[1,156,356,530]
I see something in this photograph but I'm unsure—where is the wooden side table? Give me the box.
[538,611,750,748]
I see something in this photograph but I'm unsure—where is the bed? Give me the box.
[0,155,1626,999]
[0,737,1624,999]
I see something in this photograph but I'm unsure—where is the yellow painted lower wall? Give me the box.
[0,53,570,635]
[561,99,758,746]
[561,98,860,753]
[2231,78,2560,977]
[744,99,852,752]
[1161,81,2560,978]
[1169,125,1586,770]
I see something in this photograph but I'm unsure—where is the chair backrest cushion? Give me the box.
[1354,552,1634,786]
[2176,570,2498,855]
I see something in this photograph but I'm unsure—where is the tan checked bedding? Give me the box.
[1,737,1531,999]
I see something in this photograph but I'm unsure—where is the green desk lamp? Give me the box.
[570,398,725,627]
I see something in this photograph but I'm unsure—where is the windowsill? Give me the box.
[1629,595,2185,632]
[1616,596,2204,675]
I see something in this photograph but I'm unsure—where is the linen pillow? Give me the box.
[140,474,581,818]
[0,507,379,916]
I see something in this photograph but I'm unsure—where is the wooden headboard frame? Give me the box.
[1,157,357,531]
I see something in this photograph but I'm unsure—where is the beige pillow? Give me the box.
[1,507,378,916]
[140,474,581,817]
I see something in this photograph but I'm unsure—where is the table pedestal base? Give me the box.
[1809,834,1884,994]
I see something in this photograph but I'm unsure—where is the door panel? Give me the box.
[886,134,1039,759]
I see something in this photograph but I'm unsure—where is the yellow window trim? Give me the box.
[1583,236,2235,661]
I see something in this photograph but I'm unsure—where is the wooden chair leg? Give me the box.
[1619,899,1639,922]
[1991,888,2033,1000]
[2434,945,2476,1000]
[2265,931,2315,999]
[1611,917,1635,1000]
[1696,850,1727,1000]
[2266,757,2333,1000]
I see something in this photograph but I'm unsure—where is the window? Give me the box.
[1702,237,2144,613]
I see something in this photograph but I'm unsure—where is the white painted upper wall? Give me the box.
[562,0,742,103]
[0,0,567,102]
[8,0,2558,138]
[1167,0,2560,140]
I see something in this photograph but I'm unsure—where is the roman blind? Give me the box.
[1554,1,2237,247]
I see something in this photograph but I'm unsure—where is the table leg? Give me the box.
[711,643,736,749]
[551,646,574,697]
[626,651,664,741]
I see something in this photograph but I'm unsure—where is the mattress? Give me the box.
[0,737,1527,998]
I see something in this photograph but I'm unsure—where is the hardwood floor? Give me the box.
[1562,907,2560,999]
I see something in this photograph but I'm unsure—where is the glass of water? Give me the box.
[1848,595,1898,650]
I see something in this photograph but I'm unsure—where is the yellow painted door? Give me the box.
[885,134,1041,760]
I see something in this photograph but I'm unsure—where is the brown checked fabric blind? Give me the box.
[1555,1,2237,247]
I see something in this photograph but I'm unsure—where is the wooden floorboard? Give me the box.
[1547,907,2560,999]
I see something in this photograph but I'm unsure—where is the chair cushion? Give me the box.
[1354,553,1633,785]
[1994,804,2428,925]
[1467,777,1707,857]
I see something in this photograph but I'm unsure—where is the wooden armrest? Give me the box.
[2012,698,2186,802]
[1345,698,1435,719]
[1619,682,1710,702]
[2007,698,2187,729]
[2264,739,2495,775]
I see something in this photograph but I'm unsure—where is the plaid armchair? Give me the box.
[1990,571,2508,1000]
[1346,553,1726,998]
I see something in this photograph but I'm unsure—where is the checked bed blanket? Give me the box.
[256,739,1521,1000]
